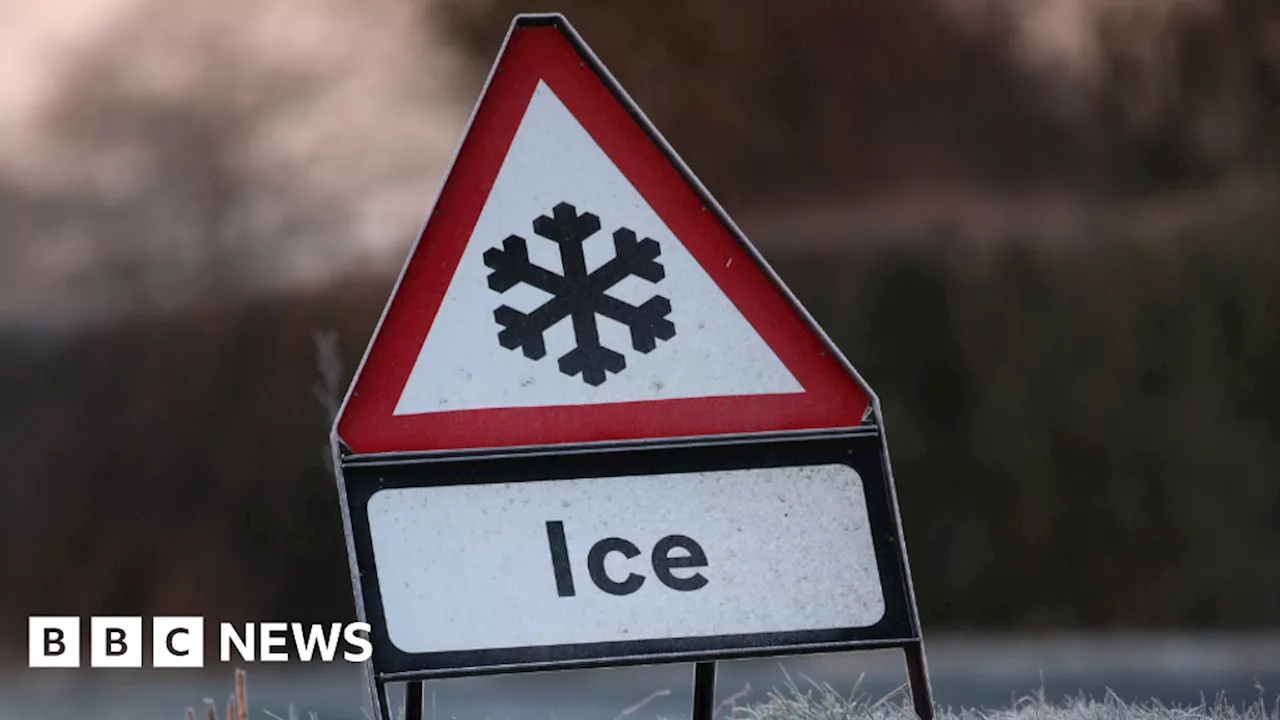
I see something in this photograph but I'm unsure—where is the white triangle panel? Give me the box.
[394,81,802,416]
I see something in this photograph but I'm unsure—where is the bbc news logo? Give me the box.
[29,617,372,668]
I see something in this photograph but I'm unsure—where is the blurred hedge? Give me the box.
[776,208,1280,628]
[2,205,1277,654]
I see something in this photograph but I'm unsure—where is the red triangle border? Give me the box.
[335,19,869,455]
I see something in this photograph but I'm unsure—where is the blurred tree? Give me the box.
[32,3,333,310]
[1092,0,1280,192]
[0,0,457,324]
[432,0,1089,208]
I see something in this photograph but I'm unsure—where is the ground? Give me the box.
[730,673,1278,720]
[181,667,1280,720]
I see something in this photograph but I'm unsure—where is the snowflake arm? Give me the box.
[595,294,675,354]
[558,305,626,386]
[493,296,573,360]
[533,202,602,248]
[588,228,665,294]
[484,235,567,295]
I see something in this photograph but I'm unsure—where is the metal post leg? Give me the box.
[693,661,718,720]
[405,680,424,720]
[904,641,934,720]
[375,680,392,720]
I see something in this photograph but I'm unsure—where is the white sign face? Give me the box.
[366,464,885,654]
[392,80,802,416]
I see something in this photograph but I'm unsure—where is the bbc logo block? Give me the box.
[28,617,80,668]
[29,616,205,668]
[90,617,142,667]
[153,617,204,668]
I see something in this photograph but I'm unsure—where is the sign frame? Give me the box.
[330,12,933,720]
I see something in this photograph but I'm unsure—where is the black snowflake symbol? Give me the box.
[483,202,676,386]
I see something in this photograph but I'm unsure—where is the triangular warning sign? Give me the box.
[335,15,872,455]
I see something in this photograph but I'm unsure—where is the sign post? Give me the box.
[331,13,933,720]
[693,661,718,720]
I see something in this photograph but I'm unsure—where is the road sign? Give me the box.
[333,18,870,456]
[331,13,932,720]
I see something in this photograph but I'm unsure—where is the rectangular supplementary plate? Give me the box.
[366,463,886,654]
[338,431,917,678]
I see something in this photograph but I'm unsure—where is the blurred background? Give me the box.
[1,0,1278,716]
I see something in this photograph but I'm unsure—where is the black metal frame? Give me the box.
[328,12,934,720]
[337,431,932,719]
